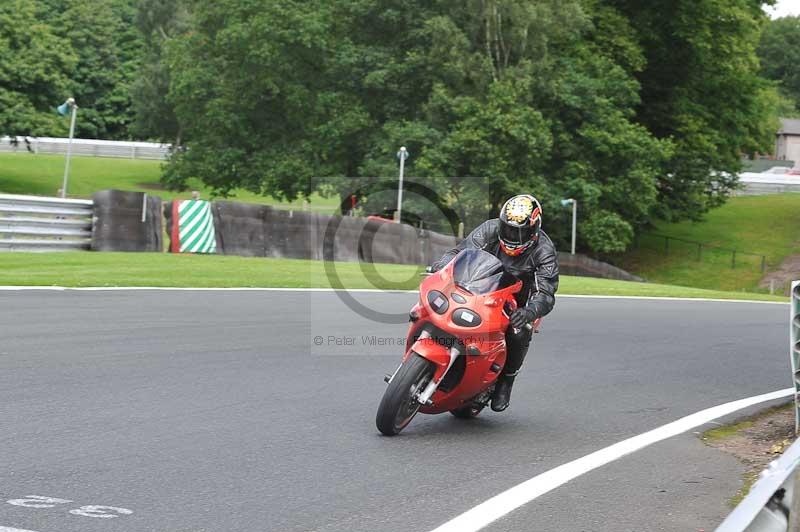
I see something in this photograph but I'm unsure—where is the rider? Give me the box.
[430,194,559,412]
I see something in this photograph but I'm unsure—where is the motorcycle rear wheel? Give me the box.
[376,354,434,436]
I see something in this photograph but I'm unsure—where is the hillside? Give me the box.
[618,194,800,293]
[0,153,338,212]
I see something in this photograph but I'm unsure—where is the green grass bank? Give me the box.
[0,152,337,212]
[0,252,785,301]
[619,193,800,292]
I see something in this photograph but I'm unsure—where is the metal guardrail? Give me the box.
[735,183,800,196]
[734,173,800,196]
[715,280,800,531]
[792,281,800,433]
[715,438,800,531]
[1,136,170,160]
[0,194,93,252]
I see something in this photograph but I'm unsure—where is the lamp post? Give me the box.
[561,198,577,255]
[57,98,78,198]
[396,146,408,224]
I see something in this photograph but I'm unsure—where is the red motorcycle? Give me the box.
[376,248,538,436]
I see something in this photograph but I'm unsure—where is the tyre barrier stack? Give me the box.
[92,190,162,252]
[95,189,639,280]
[163,199,458,266]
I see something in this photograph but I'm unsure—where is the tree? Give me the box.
[608,0,776,220]
[0,0,142,140]
[131,0,189,143]
[0,0,75,137]
[162,0,352,201]
[161,0,775,254]
[31,0,142,139]
[758,16,800,113]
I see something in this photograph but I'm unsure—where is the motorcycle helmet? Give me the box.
[498,194,542,256]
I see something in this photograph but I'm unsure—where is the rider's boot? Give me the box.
[491,371,518,412]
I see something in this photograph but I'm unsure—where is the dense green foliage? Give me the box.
[616,0,777,219]
[0,1,75,136]
[0,0,786,254]
[759,16,800,114]
[0,0,141,139]
[130,0,188,142]
[160,0,776,253]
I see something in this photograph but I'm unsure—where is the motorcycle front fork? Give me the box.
[382,328,459,406]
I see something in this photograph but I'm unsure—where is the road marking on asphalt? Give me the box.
[0,286,787,304]
[6,496,71,509]
[5,496,133,519]
[427,387,794,532]
[0,527,40,532]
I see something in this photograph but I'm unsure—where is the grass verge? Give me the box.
[702,403,795,506]
[619,194,800,292]
[0,252,787,300]
[0,153,338,212]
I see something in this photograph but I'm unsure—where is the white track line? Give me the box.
[426,387,793,532]
[0,527,39,532]
[0,286,787,304]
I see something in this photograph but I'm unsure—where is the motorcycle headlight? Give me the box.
[427,290,449,314]
[452,308,481,327]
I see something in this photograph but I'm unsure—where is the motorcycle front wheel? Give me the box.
[376,354,435,436]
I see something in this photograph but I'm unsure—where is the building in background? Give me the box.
[776,118,800,164]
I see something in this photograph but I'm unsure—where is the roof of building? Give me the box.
[778,118,800,135]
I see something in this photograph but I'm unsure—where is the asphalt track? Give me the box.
[0,290,791,532]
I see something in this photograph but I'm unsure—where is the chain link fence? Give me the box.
[634,232,767,273]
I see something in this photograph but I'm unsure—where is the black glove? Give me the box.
[427,263,440,273]
[510,307,536,330]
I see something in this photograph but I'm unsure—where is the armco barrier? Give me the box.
[92,190,162,252]
[793,281,800,433]
[715,280,799,531]
[0,193,92,251]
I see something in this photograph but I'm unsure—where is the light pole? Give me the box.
[561,198,577,255]
[396,146,408,224]
[57,98,78,198]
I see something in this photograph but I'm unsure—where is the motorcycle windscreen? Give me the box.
[451,249,518,294]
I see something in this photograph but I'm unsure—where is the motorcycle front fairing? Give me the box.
[404,249,522,414]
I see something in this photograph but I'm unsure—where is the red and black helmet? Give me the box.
[498,194,542,256]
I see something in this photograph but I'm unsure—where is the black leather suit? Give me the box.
[432,219,559,374]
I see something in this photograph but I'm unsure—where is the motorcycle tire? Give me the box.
[450,404,484,419]
[376,354,435,436]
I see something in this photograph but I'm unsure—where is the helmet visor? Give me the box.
[500,222,536,246]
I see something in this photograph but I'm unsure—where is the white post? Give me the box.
[396,146,407,224]
[571,199,577,255]
[561,198,577,255]
[61,99,77,198]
